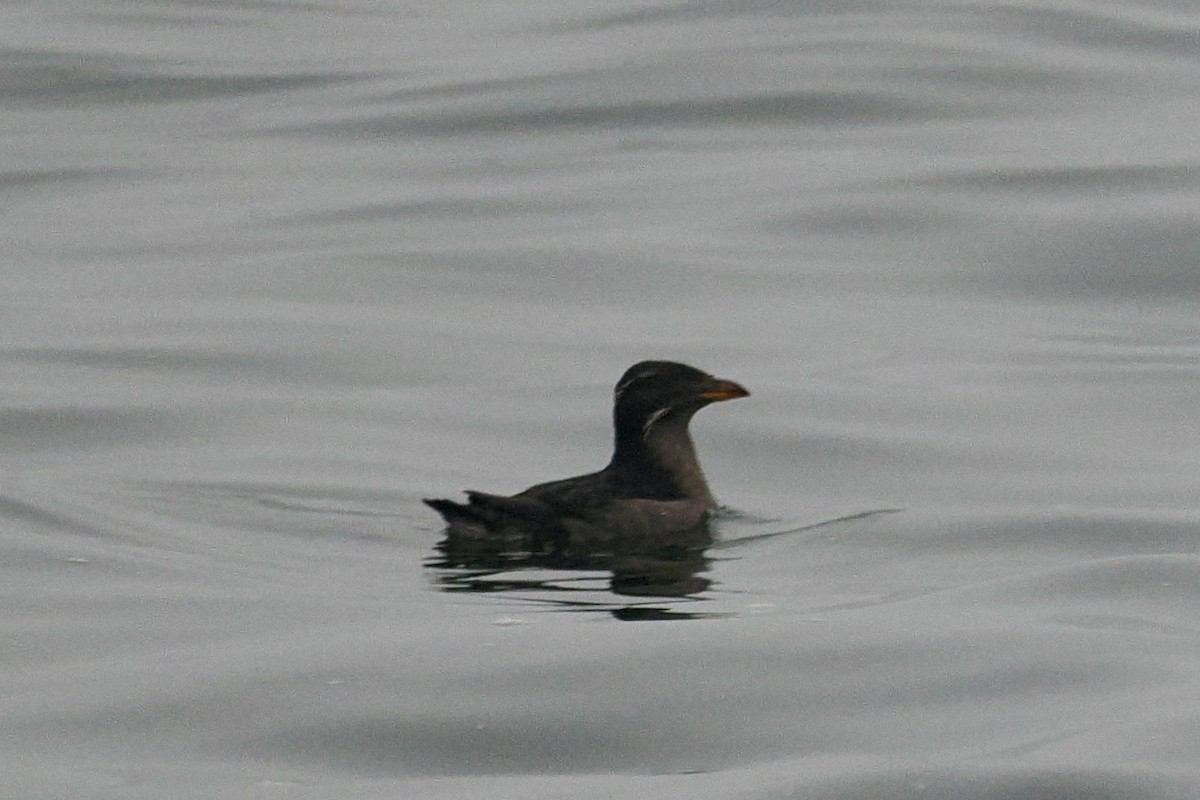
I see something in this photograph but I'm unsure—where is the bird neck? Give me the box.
[610,412,716,506]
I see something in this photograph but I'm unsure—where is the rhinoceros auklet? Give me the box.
[424,361,748,551]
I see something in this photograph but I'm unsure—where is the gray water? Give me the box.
[4,1,1200,797]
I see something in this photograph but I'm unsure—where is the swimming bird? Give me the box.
[424,360,749,555]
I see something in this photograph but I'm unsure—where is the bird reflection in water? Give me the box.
[427,518,714,606]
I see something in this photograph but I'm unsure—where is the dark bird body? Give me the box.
[424,361,748,557]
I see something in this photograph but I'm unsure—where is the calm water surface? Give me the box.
[4,1,1200,797]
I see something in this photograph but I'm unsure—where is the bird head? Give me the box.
[613,361,749,442]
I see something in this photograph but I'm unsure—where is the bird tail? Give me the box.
[423,496,471,520]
